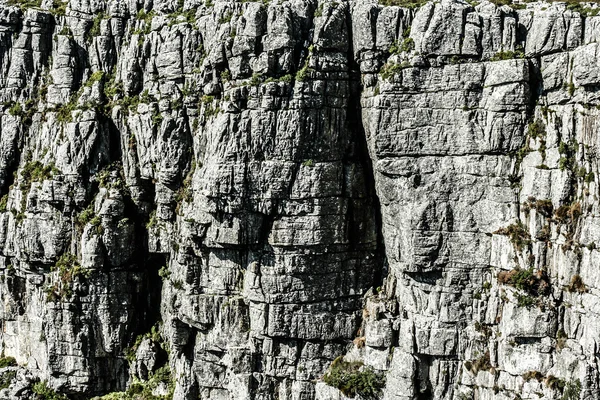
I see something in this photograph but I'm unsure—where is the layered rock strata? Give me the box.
[0,0,598,399]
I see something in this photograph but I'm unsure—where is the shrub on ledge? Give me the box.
[323,356,385,398]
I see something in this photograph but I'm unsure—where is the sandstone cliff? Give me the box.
[0,0,597,399]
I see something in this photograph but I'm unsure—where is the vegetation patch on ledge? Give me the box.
[323,356,385,399]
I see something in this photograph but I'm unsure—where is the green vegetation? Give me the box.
[4,99,37,125]
[53,93,81,123]
[494,221,530,251]
[558,138,590,183]
[528,119,546,139]
[314,3,324,17]
[0,195,7,212]
[158,266,170,280]
[380,62,405,81]
[561,379,581,400]
[249,73,263,87]
[58,26,73,37]
[86,12,107,41]
[146,210,158,229]
[497,267,551,300]
[546,375,566,391]
[0,370,16,390]
[499,267,534,292]
[522,197,553,217]
[8,102,22,116]
[517,293,536,308]
[566,2,600,16]
[167,0,197,27]
[175,161,195,214]
[296,62,314,81]
[45,253,89,302]
[585,171,595,183]
[133,10,155,35]
[32,380,68,400]
[545,375,580,398]
[7,0,66,14]
[389,37,414,54]
[556,329,567,350]
[20,161,59,194]
[76,204,102,234]
[95,365,174,399]
[378,0,427,9]
[96,163,126,190]
[103,73,124,103]
[126,323,163,363]
[220,70,231,82]
[264,74,294,84]
[0,356,16,368]
[490,47,525,61]
[6,0,42,9]
[49,0,67,16]
[200,95,220,119]
[323,356,385,398]
[86,71,105,87]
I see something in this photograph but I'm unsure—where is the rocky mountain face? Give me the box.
[0,0,598,398]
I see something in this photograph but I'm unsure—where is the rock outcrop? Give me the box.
[0,0,598,399]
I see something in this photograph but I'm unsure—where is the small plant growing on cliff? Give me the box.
[175,161,195,214]
[6,0,42,10]
[0,356,16,368]
[158,266,170,280]
[380,62,404,81]
[146,210,158,229]
[8,102,22,117]
[49,0,67,16]
[558,138,579,172]
[389,38,414,54]
[20,161,59,193]
[76,204,98,230]
[522,197,553,217]
[125,322,165,364]
[546,375,563,389]
[522,370,544,382]
[490,47,525,61]
[0,195,7,212]
[561,379,581,400]
[0,370,16,390]
[497,267,550,298]
[567,274,586,293]
[464,351,492,374]
[527,119,546,139]
[400,37,414,52]
[554,202,581,225]
[323,356,385,398]
[45,253,89,302]
[296,60,314,82]
[379,0,427,8]
[494,221,530,251]
[32,380,68,400]
[85,12,107,42]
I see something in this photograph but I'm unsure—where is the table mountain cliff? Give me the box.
[0,0,597,398]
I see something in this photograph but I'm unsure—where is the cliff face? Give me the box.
[0,0,598,398]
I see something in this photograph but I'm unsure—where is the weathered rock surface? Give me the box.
[0,0,598,399]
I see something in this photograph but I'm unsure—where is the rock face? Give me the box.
[0,0,598,399]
